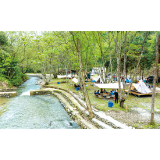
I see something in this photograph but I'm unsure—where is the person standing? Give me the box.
[114,89,118,104]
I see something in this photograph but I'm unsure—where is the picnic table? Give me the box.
[95,92,115,100]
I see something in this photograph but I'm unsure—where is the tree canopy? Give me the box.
[0,31,159,87]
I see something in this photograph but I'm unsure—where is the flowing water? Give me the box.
[0,76,81,129]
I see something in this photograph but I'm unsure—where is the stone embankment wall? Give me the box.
[0,91,17,98]
[0,88,17,98]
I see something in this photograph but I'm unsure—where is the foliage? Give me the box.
[0,31,28,87]
[45,82,49,85]
[1,31,159,88]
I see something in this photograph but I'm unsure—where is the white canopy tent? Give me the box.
[132,80,152,94]
[94,82,123,89]
[57,74,72,79]
[92,75,104,83]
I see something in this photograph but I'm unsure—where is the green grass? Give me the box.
[49,79,84,94]
[124,94,160,111]
[49,78,131,112]
[48,78,160,113]
[143,123,159,129]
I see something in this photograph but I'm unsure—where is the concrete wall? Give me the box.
[0,92,17,98]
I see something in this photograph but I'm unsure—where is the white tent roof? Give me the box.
[94,82,123,89]
[57,74,72,79]
[72,78,79,83]
[133,80,152,94]
[92,75,103,83]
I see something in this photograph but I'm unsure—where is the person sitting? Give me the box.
[103,89,107,93]
[96,90,100,95]
[112,89,115,94]
[103,89,107,97]
[100,89,103,93]
[110,89,114,96]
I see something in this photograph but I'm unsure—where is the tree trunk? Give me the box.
[118,32,123,107]
[108,32,112,83]
[78,39,93,119]
[142,68,144,80]
[139,67,141,80]
[126,69,127,80]
[120,98,125,108]
[65,65,68,85]
[50,59,51,82]
[157,65,159,86]
[151,31,160,124]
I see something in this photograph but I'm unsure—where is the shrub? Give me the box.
[21,74,29,81]
[45,82,49,85]
[11,78,23,86]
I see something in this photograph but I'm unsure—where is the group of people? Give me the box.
[94,88,107,95]
[94,88,119,104]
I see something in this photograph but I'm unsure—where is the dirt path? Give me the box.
[105,106,160,128]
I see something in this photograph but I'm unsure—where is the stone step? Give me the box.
[30,90,52,96]
[54,90,91,118]
[53,89,115,129]
[92,118,114,129]
[52,92,98,129]
[0,88,17,92]
[93,110,133,129]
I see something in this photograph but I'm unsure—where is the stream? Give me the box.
[0,76,81,129]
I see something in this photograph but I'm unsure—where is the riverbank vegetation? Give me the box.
[0,31,28,87]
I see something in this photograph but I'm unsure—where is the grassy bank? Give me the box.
[48,78,131,112]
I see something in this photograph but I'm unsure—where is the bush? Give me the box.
[0,76,11,87]
[10,68,24,86]
[45,82,49,85]
[0,76,8,82]
[37,70,41,73]
[26,68,34,73]
[21,74,29,81]
[11,78,23,86]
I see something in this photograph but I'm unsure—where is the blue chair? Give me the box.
[126,79,129,83]
[91,79,96,82]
